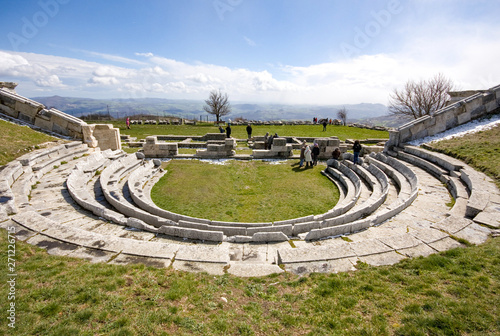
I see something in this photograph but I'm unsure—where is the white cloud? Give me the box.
[35,74,63,87]
[1,17,500,106]
[71,48,147,66]
[88,76,119,86]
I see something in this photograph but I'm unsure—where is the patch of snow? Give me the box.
[261,159,288,165]
[408,115,500,146]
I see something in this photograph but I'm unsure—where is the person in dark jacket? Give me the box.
[267,133,275,149]
[226,125,232,138]
[312,142,320,166]
[353,140,362,164]
[299,141,307,167]
[332,147,341,160]
[246,124,252,139]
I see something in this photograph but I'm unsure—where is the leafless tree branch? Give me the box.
[388,73,454,119]
[203,89,231,123]
[337,106,348,126]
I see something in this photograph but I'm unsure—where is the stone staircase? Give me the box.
[1,141,498,276]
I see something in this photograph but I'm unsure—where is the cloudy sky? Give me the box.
[0,0,499,105]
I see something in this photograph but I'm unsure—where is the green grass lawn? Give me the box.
[0,119,57,166]
[151,160,339,222]
[91,120,389,141]
[0,226,498,335]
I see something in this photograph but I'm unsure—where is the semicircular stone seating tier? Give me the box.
[0,141,498,277]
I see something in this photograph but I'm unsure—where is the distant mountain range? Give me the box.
[31,96,407,127]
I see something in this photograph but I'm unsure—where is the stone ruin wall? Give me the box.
[0,82,121,151]
[386,84,500,149]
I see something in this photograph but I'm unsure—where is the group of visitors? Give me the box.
[300,140,362,168]
[299,142,321,168]
[313,117,336,125]
[264,132,279,149]
[218,124,233,138]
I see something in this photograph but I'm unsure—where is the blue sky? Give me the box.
[0,0,499,105]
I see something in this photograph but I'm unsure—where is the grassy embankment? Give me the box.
[0,121,499,335]
[0,119,57,166]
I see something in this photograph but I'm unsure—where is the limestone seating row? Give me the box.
[126,159,347,237]
[304,153,419,240]
[274,147,496,268]
[0,142,89,218]
[389,147,469,218]
[110,158,250,241]
[321,159,390,220]
[127,159,379,239]
[363,153,419,222]
[397,146,499,227]
[124,154,403,241]
[66,150,130,226]
[16,145,417,245]
[10,210,178,260]
[126,161,296,241]
[320,162,361,218]
[130,154,399,240]
[99,154,228,242]
[319,161,389,229]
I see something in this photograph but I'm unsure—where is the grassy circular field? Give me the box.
[151,159,340,222]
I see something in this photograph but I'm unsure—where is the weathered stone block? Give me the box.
[251,232,288,242]
[34,116,54,131]
[464,94,483,113]
[0,103,17,117]
[15,100,43,118]
[272,138,287,146]
[146,136,157,144]
[327,138,340,147]
[204,133,226,141]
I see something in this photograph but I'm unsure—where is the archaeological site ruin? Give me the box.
[1,82,499,276]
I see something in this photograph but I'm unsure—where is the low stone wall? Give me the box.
[143,136,179,157]
[386,83,500,148]
[252,137,293,158]
[0,82,121,151]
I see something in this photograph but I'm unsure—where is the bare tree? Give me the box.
[203,89,231,124]
[388,73,454,119]
[337,106,348,126]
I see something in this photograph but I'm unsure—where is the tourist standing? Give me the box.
[299,141,307,167]
[264,132,270,149]
[267,133,274,150]
[304,144,313,167]
[353,140,362,164]
[246,124,253,139]
[226,124,232,138]
[126,117,130,129]
[312,143,320,166]
[322,120,327,131]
